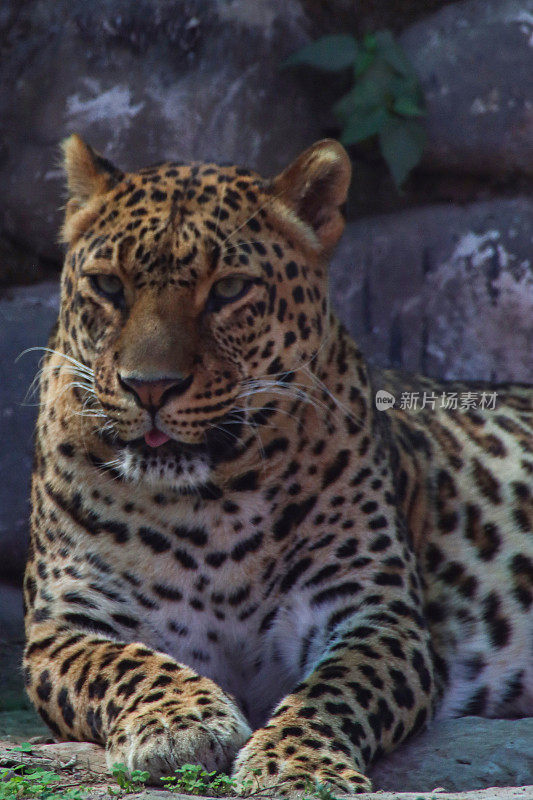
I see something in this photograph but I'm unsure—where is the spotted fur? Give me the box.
[23,136,533,794]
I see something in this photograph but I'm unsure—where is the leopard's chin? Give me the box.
[117,442,212,490]
[114,415,245,490]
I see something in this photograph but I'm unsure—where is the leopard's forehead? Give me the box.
[70,160,282,287]
[87,160,266,238]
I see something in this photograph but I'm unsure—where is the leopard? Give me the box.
[23,134,533,796]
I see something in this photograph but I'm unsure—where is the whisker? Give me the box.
[18,346,93,376]
[221,187,287,251]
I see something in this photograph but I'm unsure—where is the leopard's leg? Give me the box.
[232,602,437,795]
[24,622,251,779]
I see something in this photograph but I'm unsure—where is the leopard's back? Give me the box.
[379,368,533,717]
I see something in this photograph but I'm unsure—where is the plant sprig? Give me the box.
[0,763,88,800]
[109,763,150,794]
[285,30,426,188]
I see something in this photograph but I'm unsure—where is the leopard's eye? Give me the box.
[214,276,247,299]
[89,274,125,307]
[207,276,253,311]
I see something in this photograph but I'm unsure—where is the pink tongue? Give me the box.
[144,429,171,448]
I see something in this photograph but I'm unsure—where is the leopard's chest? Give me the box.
[141,577,321,726]
[83,490,324,727]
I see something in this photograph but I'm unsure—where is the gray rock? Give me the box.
[0,729,531,798]
[0,583,24,641]
[0,0,322,264]
[401,0,533,179]
[0,282,60,580]
[303,0,451,36]
[370,716,533,792]
[0,635,26,713]
[330,198,533,382]
[0,711,50,741]
[0,236,56,289]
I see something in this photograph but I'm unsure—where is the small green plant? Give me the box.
[12,743,34,755]
[160,764,268,796]
[161,763,238,796]
[109,762,150,794]
[285,31,426,188]
[1,742,89,800]
[0,763,88,800]
[303,778,341,800]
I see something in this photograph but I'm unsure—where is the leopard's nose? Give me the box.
[118,374,193,410]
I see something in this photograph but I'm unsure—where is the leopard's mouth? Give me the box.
[144,428,172,448]
[125,414,244,461]
[109,413,246,488]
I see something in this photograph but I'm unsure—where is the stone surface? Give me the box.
[330,197,533,382]
[0,739,106,770]
[0,591,26,713]
[0,735,532,799]
[0,583,24,641]
[370,717,533,792]
[401,0,533,179]
[0,712,50,742]
[134,791,533,800]
[0,0,324,264]
[0,236,57,289]
[0,281,60,580]
[303,0,450,35]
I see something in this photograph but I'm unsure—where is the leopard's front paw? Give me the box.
[233,741,372,796]
[106,691,251,781]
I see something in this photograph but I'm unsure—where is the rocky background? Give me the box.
[1,0,532,792]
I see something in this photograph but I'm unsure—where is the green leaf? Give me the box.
[284,35,358,71]
[363,33,377,52]
[353,48,374,77]
[13,742,33,753]
[341,107,388,144]
[362,59,396,98]
[130,769,150,783]
[388,73,419,98]
[378,117,426,187]
[332,74,387,124]
[374,30,415,77]
[332,89,360,124]
[393,96,425,117]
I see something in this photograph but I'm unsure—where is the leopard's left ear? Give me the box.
[60,134,124,243]
[272,140,351,254]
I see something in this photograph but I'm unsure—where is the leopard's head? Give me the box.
[57,135,351,488]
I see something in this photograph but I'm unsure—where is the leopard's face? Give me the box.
[58,140,349,488]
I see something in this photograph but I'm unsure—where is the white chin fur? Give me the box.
[117,448,212,490]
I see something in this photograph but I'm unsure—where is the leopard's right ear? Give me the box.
[61,134,124,243]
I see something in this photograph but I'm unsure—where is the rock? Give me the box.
[303,0,451,36]
[0,0,324,265]
[0,713,50,742]
[330,197,533,382]
[370,717,533,792]
[0,734,531,800]
[0,583,24,642]
[401,0,533,179]
[0,281,60,581]
[0,735,532,799]
[135,789,533,800]
[0,739,107,771]
[0,591,26,713]
[0,236,58,289]
[0,586,25,715]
